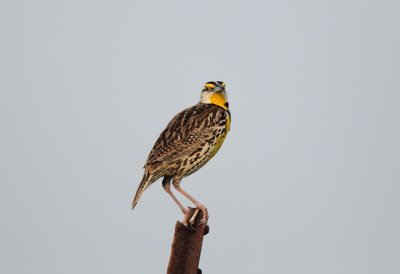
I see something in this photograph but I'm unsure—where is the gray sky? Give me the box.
[1,0,399,273]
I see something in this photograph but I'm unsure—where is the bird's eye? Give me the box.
[217,81,225,87]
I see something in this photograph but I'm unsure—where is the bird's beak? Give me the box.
[214,86,224,92]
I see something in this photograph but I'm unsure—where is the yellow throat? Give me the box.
[210,92,228,111]
[209,93,231,158]
[206,93,230,134]
[199,82,231,132]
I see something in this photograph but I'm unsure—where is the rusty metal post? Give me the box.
[166,208,209,274]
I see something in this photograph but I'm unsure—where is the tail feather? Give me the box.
[131,174,151,210]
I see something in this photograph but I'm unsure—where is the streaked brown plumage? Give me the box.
[131,81,231,224]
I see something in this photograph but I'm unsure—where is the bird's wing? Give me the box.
[145,103,227,166]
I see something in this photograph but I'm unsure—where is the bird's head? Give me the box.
[200,81,229,110]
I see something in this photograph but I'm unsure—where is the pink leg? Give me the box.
[162,177,187,214]
[172,178,208,224]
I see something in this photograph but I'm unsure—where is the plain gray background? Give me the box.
[1,0,399,273]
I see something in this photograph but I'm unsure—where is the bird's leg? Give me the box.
[162,177,188,215]
[172,178,208,224]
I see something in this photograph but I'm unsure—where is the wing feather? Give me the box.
[145,104,227,167]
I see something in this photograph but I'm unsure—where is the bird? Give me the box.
[131,81,231,224]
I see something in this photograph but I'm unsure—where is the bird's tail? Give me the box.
[131,173,152,210]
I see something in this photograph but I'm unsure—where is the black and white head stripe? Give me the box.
[203,81,226,91]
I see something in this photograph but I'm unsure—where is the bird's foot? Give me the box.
[190,205,208,226]
[199,207,208,224]
[182,207,197,229]
[182,207,208,230]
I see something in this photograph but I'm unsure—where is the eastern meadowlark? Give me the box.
[131,81,231,224]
